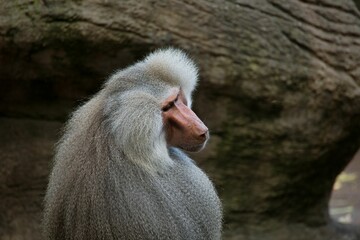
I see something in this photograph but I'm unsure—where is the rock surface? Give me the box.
[0,118,61,240]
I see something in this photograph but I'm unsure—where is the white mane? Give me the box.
[143,48,199,105]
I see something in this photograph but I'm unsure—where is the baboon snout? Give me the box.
[192,122,209,143]
[162,90,209,152]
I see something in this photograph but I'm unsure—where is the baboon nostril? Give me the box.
[199,130,209,140]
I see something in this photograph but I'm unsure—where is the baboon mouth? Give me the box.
[180,143,206,153]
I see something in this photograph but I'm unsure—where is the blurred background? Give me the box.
[1,0,360,239]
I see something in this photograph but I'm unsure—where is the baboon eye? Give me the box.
[162,101,175,112]
[162,93,179,112]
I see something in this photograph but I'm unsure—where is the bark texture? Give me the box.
[1,0,360,239]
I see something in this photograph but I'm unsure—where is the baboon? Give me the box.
[43,48,222,240]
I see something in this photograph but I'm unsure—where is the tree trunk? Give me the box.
[1,0,360,239]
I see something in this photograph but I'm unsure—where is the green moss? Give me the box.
[249,63,259,72]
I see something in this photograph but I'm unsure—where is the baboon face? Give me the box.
[161,87,209,152]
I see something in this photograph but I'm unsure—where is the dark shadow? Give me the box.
[353,0,360,11]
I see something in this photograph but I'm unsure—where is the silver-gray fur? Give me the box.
[43,48,222,240]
